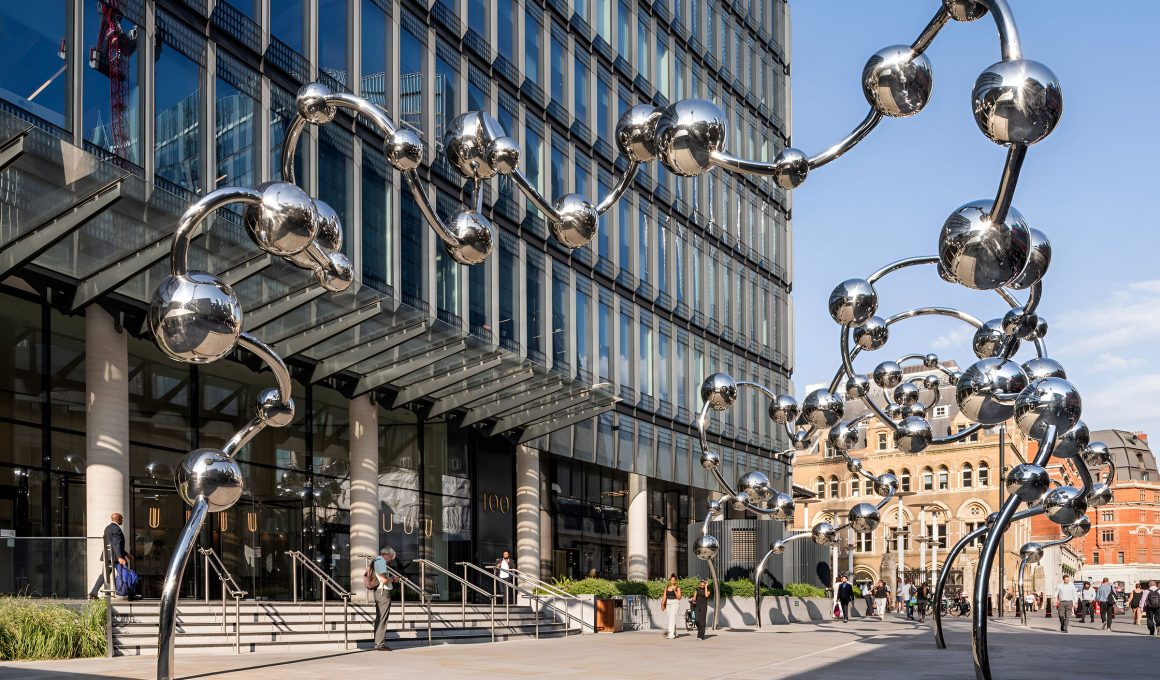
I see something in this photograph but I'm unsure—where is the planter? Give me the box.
[595,597,622,632]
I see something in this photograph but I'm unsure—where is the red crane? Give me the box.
[90,0,136,155]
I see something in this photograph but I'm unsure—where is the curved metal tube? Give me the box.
[158,497,209,680]
[1017,555,1030,627]
[707,557,721,631]
[236,332,292,401]
[510,167,561,221]
[932,423,984,446]
[708,149,780,177]
[170,187,263,276]
[402,170,459,245]
[980,0,1023,61]
[754,548,776,627]
[595,161,639,214]
[807,109,883,170]
[911,7,950,55]
[867,255,940,284]
[988,144,1027,225]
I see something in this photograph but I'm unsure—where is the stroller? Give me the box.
[685,607,697,631]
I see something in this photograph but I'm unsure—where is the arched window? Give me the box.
[850,477,861,497]
[978,462,990,487]
[900,468,911,492]
[816,476,826,497]
[938,465,949,490]
[829,475,840,499]
[922,467,934,491]
[962,463,974,488]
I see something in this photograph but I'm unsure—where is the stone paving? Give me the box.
[3,612,1156,680]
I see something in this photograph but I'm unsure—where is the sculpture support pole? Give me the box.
[1017,556,1029,627]
[707,558,721,631]
[158,497,209,680]
[934,526,987,648]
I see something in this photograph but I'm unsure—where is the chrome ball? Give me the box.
[943,0,987,21]
[846,458,863,474]
[873,473,899,497]
[1062,514,1092,539]
[1027,317,1049,341]
[1019,542,1045,564]
[692,534,720,561]
[811,522,838,546]
[387,127,425,171]
[768,394,799,424]
[895,416,932,453]
[924,354,940,369]
[149,273,243,364]
[923,373,941,390]
[706,499,724,517]
[731,492,752,511]
[1005,463,1051,502]
[972,59,1063,146]
[985,512,1000,528]
[1002,309,1040,339]
[1022,357,1067,382]
[828,421,860,452]
[1088,483,1113,508]
[848,503,881,533]
[1014,377,1082,438]
[549,194,599,249]
[702,373,739,411]
[872,361,903,389]
[769,539,787,555]
[801,390,844,428]
[893,382,920,406]
[772,147,809,190]
[1008,228,1051,290]
[244,181,320,257]
[1081,441,1111,467]
[1042,485,1088,526]
[443,111,507,180]
[862,45,933,118]
[316,251,355,292]
[700,449,722,471]
[973,318,1019,359]
[486,136,520,175]
[853,317,889,351]
[738,471,773,503]
[312,200,343,253]
[444,211,496,265]
[256,388,295,428]
[904,403,927,419]
[653,99,728,177]
[845,374,871,399]
[768,493,795,522]
[939,200,1031,290]
[791,430,812,451]
[176,448,245,512]
[615,104,661,162]
[955,358,1028,425]
[1054,420,1090,460]
[828,278,878,327]
[296,82,335,124]
[885,402,905,420]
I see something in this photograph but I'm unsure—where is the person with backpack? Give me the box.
[1144,581,1160,636]
[88,512,132,599]
[1096,578,1116,630]
[367,546,400,650]
[915,581,932,623]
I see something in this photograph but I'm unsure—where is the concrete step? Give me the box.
[114,613,547,633]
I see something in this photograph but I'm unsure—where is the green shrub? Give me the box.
[548,577,788,599]
[784,583,828,599]
[0,597,106,661]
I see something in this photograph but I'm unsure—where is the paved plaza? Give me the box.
[3,614,1156,680]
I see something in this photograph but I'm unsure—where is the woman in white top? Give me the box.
[1080,581,1097,623]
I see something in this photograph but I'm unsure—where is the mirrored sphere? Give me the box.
[923,373,941,390]
[939,200,1031,290]
[972,59,1063,146]
[828,278,878,327]
[738,471,772,502]
[615,104,661,162]
[873,473,899,497]
[854,317,889,351]
[1027,317,1049,341]
[1022,357,1066,382]
[256,388,295,428]
[1014,377,1082,438]
[924,353,940,369]
[846,458,863,474]
[904,403,927,419]
[885,402,905,420]
[848,503,881,532]
[973,318,1017,359]
[772,147,809,189]
[316,251,355,292]
[769,539,787,555]
[444,211,496,265]
[801,389,844,428]
[296,82,335,124]
[862,45,933,117]
[768,493,795,522]
[893,382,920,406]
[828,421,861,452]
[895,416,932,453]
[1062,514,1092,538]
[1008,228,1052,290]
[1002,309,1040,339]
[1043,485,1088,526]
[387,127,425,172]
[312,200,343,253]
[549,194,599,249]
[176,449,245,512]
[1081,441,1111,467]
[700,449,722,471]
[1019,542,1045,564]
[693,534,720,560]
[486,136,520,175]
[943,0,988,21]
[845,374,871,399]
[244,182,320,257]
[811,522,838,546]
[791,430,813,451]
[653,99,728,177]
[1054,420,1090,460]
[1087,483,1113,508]
[768,394,799,423]
[1005,463,1050,502]
[702,373,739,411]
[956,358,1029,425]
[872,361,904,389]
[706,499,724,517]
[443,111,508,180]
[149,273,243,364]
[731,492,752,511]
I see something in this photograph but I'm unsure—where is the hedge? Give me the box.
[543,577,826,599]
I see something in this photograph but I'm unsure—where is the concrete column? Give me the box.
[538,455,553,580]
[663,492,678,577]
[627,473,648,580]
[919,507,927,579]
[349,395,379,600]
[515,445,541,577]
[85,307,130,589]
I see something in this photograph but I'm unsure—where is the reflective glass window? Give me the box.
[498,238,518,345]
[399,21,425,133]
[552,274,569,367]
[574,57,589,126]
[526,255,544,357]
[271,0,306,53]
[83,1,140,163]
[496,0,515,62]
[361,0,388,107]
[575,285,591,377]
[318,0,348,87]
[400,192,425,300]
[154,37,202,193]
[469,0,488,36]
[214,53,257,190]
[598,296,611,381]
[638,320,652,395]
[362,153,392,294]
[524,7,542,87]
[549,31,565,104]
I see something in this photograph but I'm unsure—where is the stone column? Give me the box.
[85,306,130,590]
[515,445,541,577]
[349,395,379,601]
[627,473,648,581]
[538,455,554,580]
[663,492,678,577]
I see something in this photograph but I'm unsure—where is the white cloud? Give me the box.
[1052,279,1160,357]
[930,326,971,350]
[1075,372,1160,438]
[1090,353,1146,372]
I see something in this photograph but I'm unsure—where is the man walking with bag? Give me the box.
[368,547,399,650]
[1054,573,1076,633]
[835,576,856,622]
[88,513,129,600]
[1144,581,1160,636]
[1096,578,1116,630]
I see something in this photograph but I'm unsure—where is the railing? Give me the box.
[459,562,591,637]
[414,559,498,642]
[198,547,245,653]
[358,555,434,647]
[0,536,104,598]
[503,567,595,633]
[285,550,351,649]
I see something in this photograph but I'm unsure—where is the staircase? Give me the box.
[111,599,580,656]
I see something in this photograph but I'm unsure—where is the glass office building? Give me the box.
[0,0,792,600]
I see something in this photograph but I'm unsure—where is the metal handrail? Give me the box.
[359,555,434,647]
[198,547,245,653]
[414,558,498,642]
[285,550,351,650]
[489,565,596,633]
[459,562,592,636]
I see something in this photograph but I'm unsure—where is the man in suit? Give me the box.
[836,575,856,622]
[88,513,129,599]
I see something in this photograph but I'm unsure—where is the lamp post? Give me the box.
[893,490,916,593]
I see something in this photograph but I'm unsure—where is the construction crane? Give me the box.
[88,0,137,156]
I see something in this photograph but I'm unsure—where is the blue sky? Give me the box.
[786,2,1160,438]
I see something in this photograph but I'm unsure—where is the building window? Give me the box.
[877,432,888,451]
[850,478,860,497]
[524,7,542,86]
[822,442,833,459]
[938,466,949,490]
[962,463,973,488]
[900,469,911,492]
[856,532,872,553]
[922,467,933,491]
[978,462,989,487]
[829,476,839,499]
[549,30,565,104]
[1101,510,1114,522]
[1117,551,1125,564]
[1101,529,1114,543]
[496,0,515,61]
[468,0,488,36]
[1092,552,1100,565]
[933,523,947,549]
[965,522,984,547]
[815,477,825,498]
[552,273,569,367]
[498,238,518,345]
[933,405,948,418]
[154,30,203,193]
[956,424,979,443]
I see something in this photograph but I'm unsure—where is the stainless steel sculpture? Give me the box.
[693,2,1102,679]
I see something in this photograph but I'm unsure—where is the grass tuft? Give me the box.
[0,596,107,661]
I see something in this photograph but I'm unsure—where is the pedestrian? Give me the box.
[915,581,931,623]
[1129,583,1145,625]
[863,584,875,616]
[1054,573,1075,633]
[895,581,905,615]
[901,578,916,620]
[88,512,130,600]
[872,580,889,621]
[1025,591,1035,613]
[1145,581,1160,636]
[689,578,712,640]
[495,549,515,604]
[835,575,856,622]
[1096,577,1115,630]
[1080,580,1096,622]
[369,546,400,651]
[661,574,682,639]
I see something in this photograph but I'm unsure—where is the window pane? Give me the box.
[271,0,305,53]
[552,275,568,366]
[361,158,391,293]
[524,9,542,85]
[155,46,202,193]
[526,257,544,356]
[497,0,515,61]
[498,239,518,344]
[469,0,488,35]
[214,71,256,190]
[318,134,351,250]
[574,58,589,126]
[576,287,591,376]
[83,1,140,162]
[0,5,70,130]
[399,23,425,133]
[361,0,387,106]
[318,0,348,86]
[400,192,425,300]
[598,297,611,381]
[550,33,565,103]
